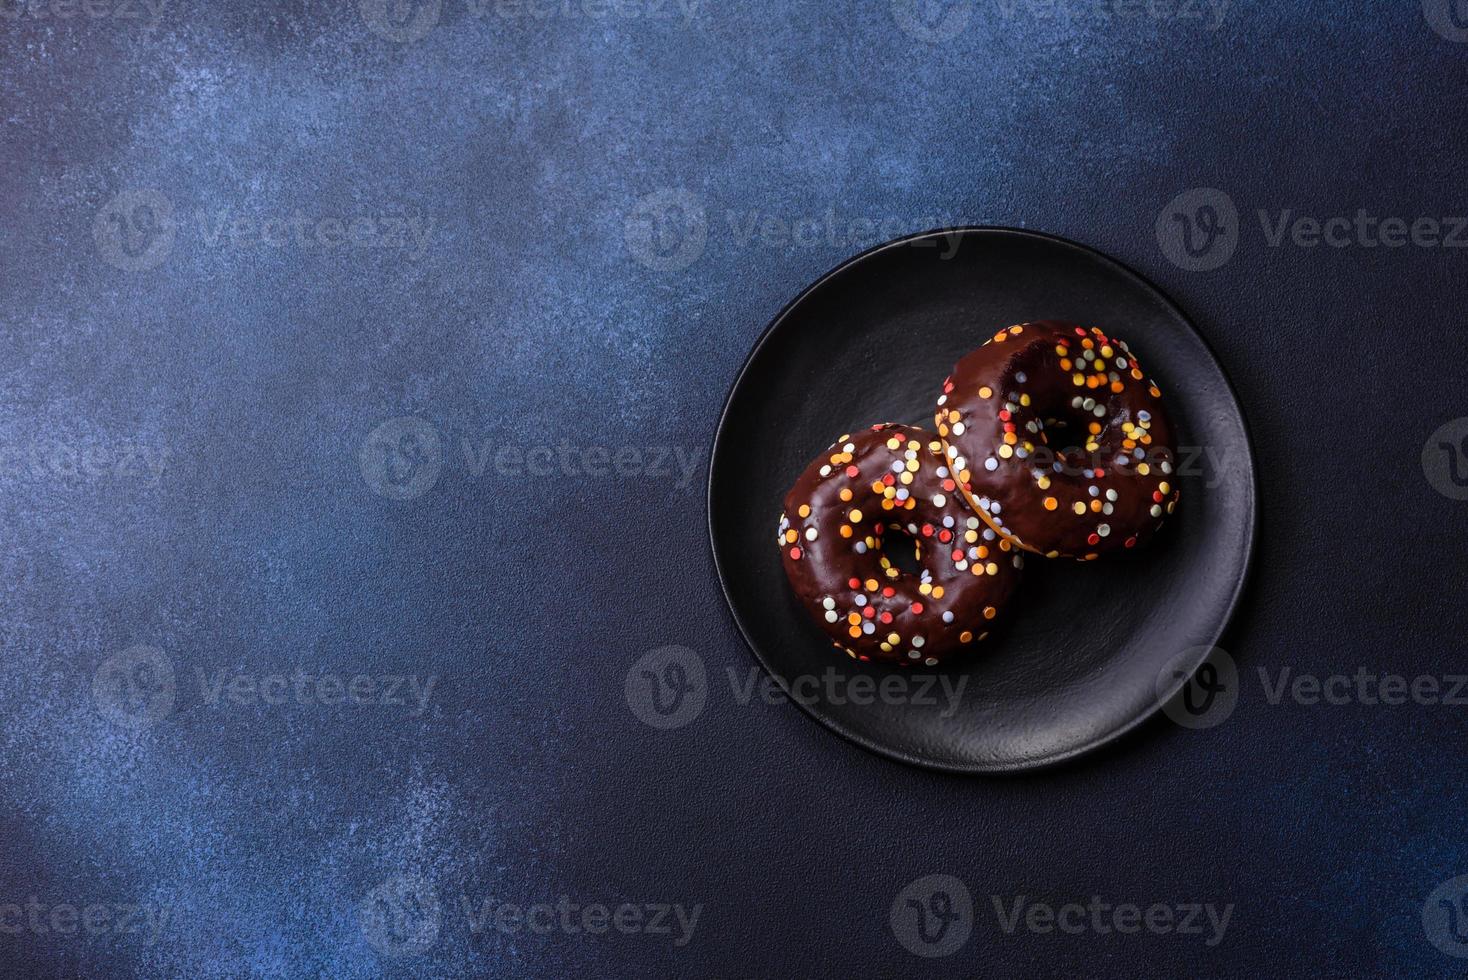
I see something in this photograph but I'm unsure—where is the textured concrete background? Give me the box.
[3,0,1468,976]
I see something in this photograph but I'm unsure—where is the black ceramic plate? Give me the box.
[708,227,1256,773]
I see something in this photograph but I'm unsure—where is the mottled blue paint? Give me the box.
[2,0,1467,975]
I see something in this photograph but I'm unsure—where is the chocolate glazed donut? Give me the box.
[935,321,1181,560]
[777,423,1024,666]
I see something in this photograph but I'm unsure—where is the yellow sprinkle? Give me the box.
[798,504,811,517]
[865,578,879,591]
[839,488,853,501]
[849,509,863,522]
[931,586,945,599]
[1073,502,1087,515]
[978,386,993,398]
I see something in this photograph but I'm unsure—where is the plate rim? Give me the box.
[706,225,1259,774]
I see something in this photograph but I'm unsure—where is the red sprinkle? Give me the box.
[1086,533,1100,546]
[910,602,924,614]
[882,586,896,597]
[845,465,859,478]
[789,547,802,560]
[879,612,893,624]
[848,577,861,589]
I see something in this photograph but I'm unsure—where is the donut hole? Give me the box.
[878,526,922,577]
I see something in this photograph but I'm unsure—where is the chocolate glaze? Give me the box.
[777,423,1024,666]
[935,320,1181,560]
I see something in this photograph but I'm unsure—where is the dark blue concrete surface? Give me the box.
[3,0,1468,976]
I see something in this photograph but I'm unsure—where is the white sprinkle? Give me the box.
[1106,488,1118,501]
[982,528,995,540]
[854,541,867,553]
[1097,524,1111,537]
[937,395,947,406]
[896,488,910,500]
[1161,461,1173,474]
[819,465,831,476]
[825,611,838,623]
[952,422,966,436]
[843,442,856,452]
[862,622,875,635]
[1016,372,1027,383]
[955,560,968,571]
[924,657,938,666]
[912,636,925,648]
[1150,504,1163,517]
[967,517,980,529]
[822,597,835,610]
[854,594,867,606]
[1088,485,1100,497]
[805,527,818,541]
[1103,503,1114,515]
[942,611,955,623]
[936,466,950,478]
[984,457,999,471]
